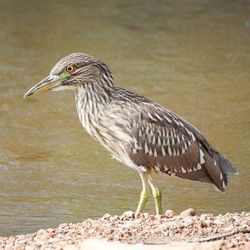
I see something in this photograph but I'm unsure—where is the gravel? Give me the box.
[0,210,249,250]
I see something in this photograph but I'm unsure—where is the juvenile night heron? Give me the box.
[24,53,237,214]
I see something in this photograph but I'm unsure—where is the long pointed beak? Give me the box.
[24,74,60,98]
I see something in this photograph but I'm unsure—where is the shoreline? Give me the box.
[0,210,249,249]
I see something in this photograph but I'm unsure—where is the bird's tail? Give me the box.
[215,153,238,188]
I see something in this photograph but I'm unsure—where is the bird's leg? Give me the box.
[136,172,150,214]
[148,176,162,215]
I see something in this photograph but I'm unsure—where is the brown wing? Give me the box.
[126,103,227,191]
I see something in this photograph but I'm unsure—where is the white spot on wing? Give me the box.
[157,136,161,146]
[176,136,180,144]
[185,128,192,135]
[155,164,161,171]
[200,148,205,164]
[165,116,172,123]
[191,133,196,141]
[171,137,175,145]
[166,138,170,145]
[162,146,166,156]
[150,129,154,137]
[149,148,153,156]
[152,136,156,144]
[220,172,223,180]
[181,147,185,155]
[174,119,179,126]
[179,121,184,127]
[168,146,172,156]
[148,113,156,121]
[163,138,166,145]
[173,148,177,156]
[197,163,202,170]
[155,113,163,121]
[164,165,169,172]
[154,148,158,157]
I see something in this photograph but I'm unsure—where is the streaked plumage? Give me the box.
[24,52,238,214]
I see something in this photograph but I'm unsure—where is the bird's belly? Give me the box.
[111,152,147,172]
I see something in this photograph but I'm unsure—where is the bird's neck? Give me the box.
[75,79,114,136]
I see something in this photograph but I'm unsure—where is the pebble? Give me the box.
[155,214,162,220]
[122,211,134,218]
[223,225,234,233]
[143,213,150,219]
[0,211,249,249]
[180,208,196,217]
[165,209,175,218]
[200,214,207,221]
[213,219,224,225]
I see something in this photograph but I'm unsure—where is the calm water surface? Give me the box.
[0,0,249,236]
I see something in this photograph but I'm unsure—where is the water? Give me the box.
[0,0,249,236]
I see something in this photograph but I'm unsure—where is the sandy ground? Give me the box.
[0,210,249,250]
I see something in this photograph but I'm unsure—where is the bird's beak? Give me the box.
[24,74,61,98]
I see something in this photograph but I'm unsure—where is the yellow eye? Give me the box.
[66,65,75,73]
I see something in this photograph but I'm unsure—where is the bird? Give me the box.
[24,52,238,215]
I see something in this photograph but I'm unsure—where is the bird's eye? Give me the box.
[66,65,75,74]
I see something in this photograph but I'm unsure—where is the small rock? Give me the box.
[155,214,162,220]
[204,219,212,227]
[58,223,68,229]
[213,219,224,225]
[133,212,141,219]
[180,208,196,217]
[223,225,234,233]
[122,211,134,218]
[46,228,54,233]
[142,213,150,219]
[165,209,175,218]
[133,218,142,224]
[183,216,194,226]
[101,213,111,220]
[147,214,157,221]
[200,214,207,221]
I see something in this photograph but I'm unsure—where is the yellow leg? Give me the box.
[148,176,162,215]
[136,172,150,213]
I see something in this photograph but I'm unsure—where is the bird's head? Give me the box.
[24,53,114,98]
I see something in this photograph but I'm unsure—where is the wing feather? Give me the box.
[126,102,226,189]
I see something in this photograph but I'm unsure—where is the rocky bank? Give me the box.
[0,210,249,250]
